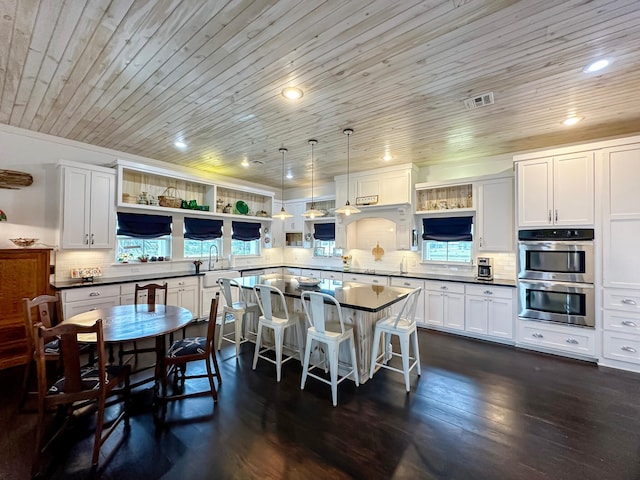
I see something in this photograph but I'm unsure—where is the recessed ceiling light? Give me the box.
[281,87,303,100]
[383,154,392,161]
[241,159,250,167]
[563,116,583,126]
[584,59,609,73]
[174,140,187,148]
[286,172,293,179]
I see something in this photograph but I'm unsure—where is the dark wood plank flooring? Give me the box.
[2,325,639,479]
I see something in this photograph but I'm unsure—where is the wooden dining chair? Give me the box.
[31,319,131,476]
[119,282,168,365]
[158,293,222,421]
[20,293,93,407]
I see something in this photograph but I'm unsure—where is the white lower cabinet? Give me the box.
[61,285,121,318]
[165,277,198,316]
[321,271,343,281]
[517,320,596,358]
[424,281,465,331]
[464,285,514,341]
[343,273,387,285]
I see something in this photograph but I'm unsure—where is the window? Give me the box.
[312,223,337,257]
[421,216,473,264]
[231,221,261,257]
[116,213,172,262]
[183,217,223,259]
[313,239,338,257]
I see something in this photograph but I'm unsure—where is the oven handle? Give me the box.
[519,280,595,290]
[518,240,595,247]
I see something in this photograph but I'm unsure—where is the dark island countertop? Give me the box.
[237,274,412,313]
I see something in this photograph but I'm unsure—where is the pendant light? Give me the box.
[302,139,324,219]
[334,128,360,216]
[273,147,293,219]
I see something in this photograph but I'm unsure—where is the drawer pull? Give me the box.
[89,292,101,297]
[621,299,637,305]
[178,281,185,286]
[483,290,493,295]
[621,346,637,353]
[621,320,638,327]
[441,286,448,290]
[404,282,411,286]
[372,280,379,283]
[565,338,579,345]
[532,333,544,339]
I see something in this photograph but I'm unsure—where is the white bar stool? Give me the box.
[300,291,359,407]
[369,288,422,392]
[217,278,262,359]
[252,284,305,382]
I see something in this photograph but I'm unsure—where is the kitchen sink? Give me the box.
[202,270,241,288]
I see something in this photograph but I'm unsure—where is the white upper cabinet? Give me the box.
[59,163,116,249]
[516,152,594,227]
[476,177,513,252]
[283,201,305,232]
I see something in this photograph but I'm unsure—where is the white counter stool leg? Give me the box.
[369,288,422,392]
[217,278,262,359]
[300,291,359,407]
[252,284,305,382]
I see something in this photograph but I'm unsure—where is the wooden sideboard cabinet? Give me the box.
[0,248,52,370]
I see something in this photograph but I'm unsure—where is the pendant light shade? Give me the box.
[302,139,324,219]
[334,128,360,216]
[273,148,293,220]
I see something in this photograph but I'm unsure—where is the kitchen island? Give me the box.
[236,274,413,383]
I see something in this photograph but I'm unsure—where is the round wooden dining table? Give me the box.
[63,304,194,419]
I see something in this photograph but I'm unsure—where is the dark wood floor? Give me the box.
[2,325,639,480]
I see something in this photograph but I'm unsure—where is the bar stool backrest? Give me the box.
[301,291,345,335]
[392,288,422,328]
[218,278,245,306]
[253,284,288,321]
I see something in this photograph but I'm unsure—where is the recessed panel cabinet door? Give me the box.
[89,171,116,249]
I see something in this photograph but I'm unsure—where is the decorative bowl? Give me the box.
[10,237,38,247]
[297,276,320,287]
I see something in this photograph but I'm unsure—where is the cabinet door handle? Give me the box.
[621,346,637,353]
[548,210,552,223]
[532,333,544,339]
[84,234,89,245]
[89,292,101,297]
[555,209,558,222]
[565,338,579,345]
[621,299,637,305]
[621,320,637,327]
[90,233,95,245]
[479,237,483,247]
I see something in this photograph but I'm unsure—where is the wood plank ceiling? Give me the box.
[1,0,640,190]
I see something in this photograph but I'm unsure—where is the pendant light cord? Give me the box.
[344,128,353,203]
[309,139,317,206]
[280,147,287,202]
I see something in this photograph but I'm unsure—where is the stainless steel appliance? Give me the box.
[476,257,493,280]
[518,229,594,284]
[518,229,595,328]
[518,279,595,327]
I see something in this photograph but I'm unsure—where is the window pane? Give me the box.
[313,240,337,257]
[184,239,222,259]
[231,239,261,256]
[422,240,472,263]
[116,236,171,262]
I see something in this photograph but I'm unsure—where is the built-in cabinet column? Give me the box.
[60,163,116,249]
[601,143,640,372]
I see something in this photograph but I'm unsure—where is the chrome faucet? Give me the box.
[208,244,219,270]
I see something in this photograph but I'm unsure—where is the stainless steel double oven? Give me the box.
[518,229,595,328]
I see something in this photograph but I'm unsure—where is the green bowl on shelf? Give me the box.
[235,201,249,214]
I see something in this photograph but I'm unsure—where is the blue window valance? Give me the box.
[232,221,261,241]
[184,217,223,240]
[117,212,172,239]
[422,217,473,242]
[313,223,335,241]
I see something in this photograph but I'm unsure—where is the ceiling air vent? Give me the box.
[463,92,494,111]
